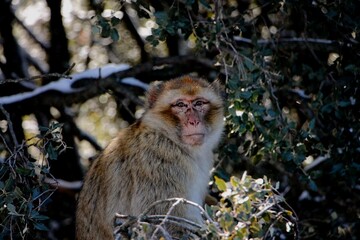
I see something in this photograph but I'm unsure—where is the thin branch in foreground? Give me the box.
[114,214,202,239]
[114,198,221,239]
[271,187,300,240]
[145,215,203,230]
[150,198,182,238]
[139,198,215,225]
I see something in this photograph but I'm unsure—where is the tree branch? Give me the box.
[234,36,338,45]
[0,56,217,116]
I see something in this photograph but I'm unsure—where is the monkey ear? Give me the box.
[146,81,164,108]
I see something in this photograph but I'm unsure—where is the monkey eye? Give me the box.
[193,100,208,107]
[173,102,187,108]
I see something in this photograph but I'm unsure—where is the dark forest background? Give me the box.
[0,0,359,239]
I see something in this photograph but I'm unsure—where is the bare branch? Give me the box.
[234,36,341,45]
[0,63,75,85]
[44,177,82,191]
[114,197,222,239]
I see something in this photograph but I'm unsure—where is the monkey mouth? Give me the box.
[182,134,205,145]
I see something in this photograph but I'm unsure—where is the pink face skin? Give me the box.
[171,97,210,146]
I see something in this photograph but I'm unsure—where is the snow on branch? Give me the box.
[0,56,216,115]
[121,77,149,90]
[0,64,131,105]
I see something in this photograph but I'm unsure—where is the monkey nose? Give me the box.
[189,120,200,126]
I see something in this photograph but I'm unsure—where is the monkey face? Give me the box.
[171,97,210,145]
[145,76,224,148]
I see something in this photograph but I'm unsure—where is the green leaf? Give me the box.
[154,12,168,27]
[145,35,160,46]
[199,0,212,9]
[308,179,318,191]
[111,17,121,26]
[97,15,107,25]
[244,58,256,72]
[13,187,23,198]
[205,204,214,218]
[100,23,111,38]
[239,91,252,100]
[46,142,58,160]
[110,28,120,42]
[331,163,343,174]
[251,153,263,165]
[165,24,176,36]
[50,122,64,130]
[214,176,227,192]
[185,0,195,6]
[242,112,248,122]
[7,203,16,214]
[338,101,350,107]
[309,118,316,130]
[34,222,49,231]
[4,178,14,191]
[281,151,293,161]
[230,176,239,188]
[39,126,49,134]
[267,109,277,118]
[32,188,40,199]
[31,211,49,221]
[15,167,32,176]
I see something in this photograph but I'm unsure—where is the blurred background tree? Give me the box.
[0,0,359,239]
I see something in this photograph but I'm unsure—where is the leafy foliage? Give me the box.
[0,122,65,239]
[135,0,359,238]
[203,173,298,239]
[92,14,121,41]
[1,0,359,239]
[114,174,298,239]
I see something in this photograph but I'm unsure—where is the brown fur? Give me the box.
[76,76,224,239]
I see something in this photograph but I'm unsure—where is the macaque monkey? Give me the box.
[76,76,224,239]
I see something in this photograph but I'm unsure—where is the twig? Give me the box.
[265,72,286,124]
[145,215,203,230]
[0,73,71,85]
[271,187,300,239]
[0,131,13,154]
[115,214,202,239]
[234,36,342,45]
[254,201,278,218]
[150,198,182,239]
[140,198,215,224]
[304,154,330,172]
[0,63,75,85]
[114,198,221,238]
[44,177,83,190]
[0,105,18,147]
[33,188,57,211]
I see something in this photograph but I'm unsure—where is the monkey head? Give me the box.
[144,76,224,149]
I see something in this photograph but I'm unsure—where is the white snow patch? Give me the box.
[0,64,130,105]
[121,77,149,90]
